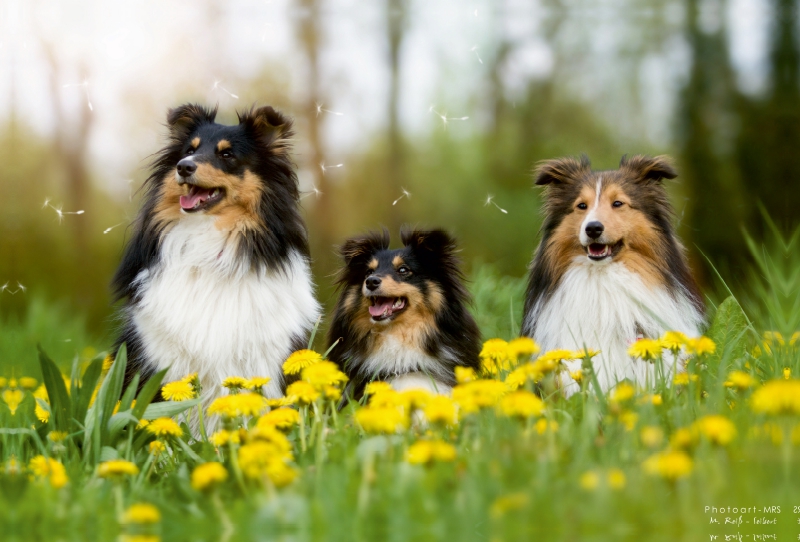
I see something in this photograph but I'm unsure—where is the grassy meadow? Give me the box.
[1,229,800,542]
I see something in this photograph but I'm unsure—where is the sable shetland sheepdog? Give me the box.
[327,229,481,399]
[112,104,320,409]
[521,154,705,393]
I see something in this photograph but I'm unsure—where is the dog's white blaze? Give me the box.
[130,215,320,428]
[359,334,453,391]
[528,258,703,394]
[579,178,603,246]
[389,372,452,395]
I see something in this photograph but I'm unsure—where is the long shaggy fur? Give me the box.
[112,104,320,415]
[522,154,704,393]
[327,229,481,399]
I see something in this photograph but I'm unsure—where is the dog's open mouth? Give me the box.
[180,185,225,213]
[586,241,623,261]
[368,297,407,322]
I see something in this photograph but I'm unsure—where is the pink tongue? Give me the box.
[180,187,213,210]
[369,299,394,317]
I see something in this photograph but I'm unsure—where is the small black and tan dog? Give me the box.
[327,229,481,399]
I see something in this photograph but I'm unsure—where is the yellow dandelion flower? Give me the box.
[489,492,529,519]
[98,459,139,478]
[35,402,50,423]
[102,354,114,372]
[146,417,182,438]
[764,331,785,346]
[790,332,800,346]
[209,429,240,447]
[454,366,477,384]
[267,396,296,408]
[579,470,599,491]
[285,381,320,405]
[257,408,300,431]
[191,462,228,491]
[643,450,693,481]
[570,348,600,360]
[618,410,638,431]
[248,425,293,458]
[609,382,635,404]
[628,339,662,361]
[29,455,68,488]
[750,379,800,415]
[149,441,166,456]
[480,338,513,375]
[423,396,458,426]
[238,442,297,484]
[137,419,150,429]
[536,349,574,364]
[0,377,6,388]
[534,418,559,434]
[283,349,323,376]
[19,377,38,390]
[48,431,68,443]
[724,370,757,390]
[264,460,299,487]
[123,503,161,524]
[452,380,508,414]
[161,380,196,401]
[569,369,583,384]
[406,439,457,464]
[355,406,408,434]
[499,390,545,419]
[364,381,392,396]
[3,389,23,415]
[222,376,248,390]
[660,331,688,353]
[399,388,433,410]
[368,388,406,409]
[693,415,736,446]
[784,368,792,380]
[670,427,696,449]
[244,377,272,390]
[508,337,540,360]
[207,393,267,418]
[638,394,663,406]
[686,336,716,356]
[673,373,699,386]
[301,361,348,388]
[607,468,626,490]
[181,372,199,386]
[640,426,664,448]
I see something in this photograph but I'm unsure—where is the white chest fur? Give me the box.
[358,332,453,389]
[130,215,320,407]
[529,258,702,393]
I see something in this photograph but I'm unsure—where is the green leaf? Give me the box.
[37,345,72,434]
[108,411,139,437]
[118,373,139,413]
[85,344,128,463]
[707,296,749,366]
[142,398,201,420]
[73,357,103,428]
[100,446,120,461]
[132,369,168,420]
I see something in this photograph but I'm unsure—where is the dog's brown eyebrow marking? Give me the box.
[392,255,405,267]
[368,258,378,271]
[191,137,201,149]
[217,139,231,152]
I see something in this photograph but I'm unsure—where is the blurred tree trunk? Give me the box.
[677,0,746,282]
[734,0,800,233]
[386,0,407,233]
[297,0,332,252]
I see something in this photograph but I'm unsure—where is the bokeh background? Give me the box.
[0,0,793,346]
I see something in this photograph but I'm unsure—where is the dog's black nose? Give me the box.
[585,221,604,239]
[365,276,381,291]
[176,158,197,179]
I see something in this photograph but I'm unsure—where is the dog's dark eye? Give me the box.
[577,203,587,210]
[612,200,624,208]
[220,150,233,159]
[397,266,410,275]
[186,149,195,155]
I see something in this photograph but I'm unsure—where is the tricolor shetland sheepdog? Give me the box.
[112,104,320,409]
[327,229,481,399]
[521,154,704,393]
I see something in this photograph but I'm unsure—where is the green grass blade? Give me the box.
[37,345,72,434]
[132,368,168,420]
[73,357,103,427]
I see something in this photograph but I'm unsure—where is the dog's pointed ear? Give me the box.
[401,229,457,259]
[238,105,294,155]
[339,229,390,267]
[166,104,217,140]
[620,154,677,183]
[533,155,591,186]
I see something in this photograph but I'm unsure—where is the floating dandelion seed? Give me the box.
[471,46,483,64]
[392,188,411,206]
[63,80,93,111]
[484,195,508,214]
[103,223,122,234]
[43,199,84,224]
[0,282,26,295]
[429,106,468,130]
[315,102,344,117]
[320,162,344,175]
[300,186,323,200]
[211,79,239,99]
